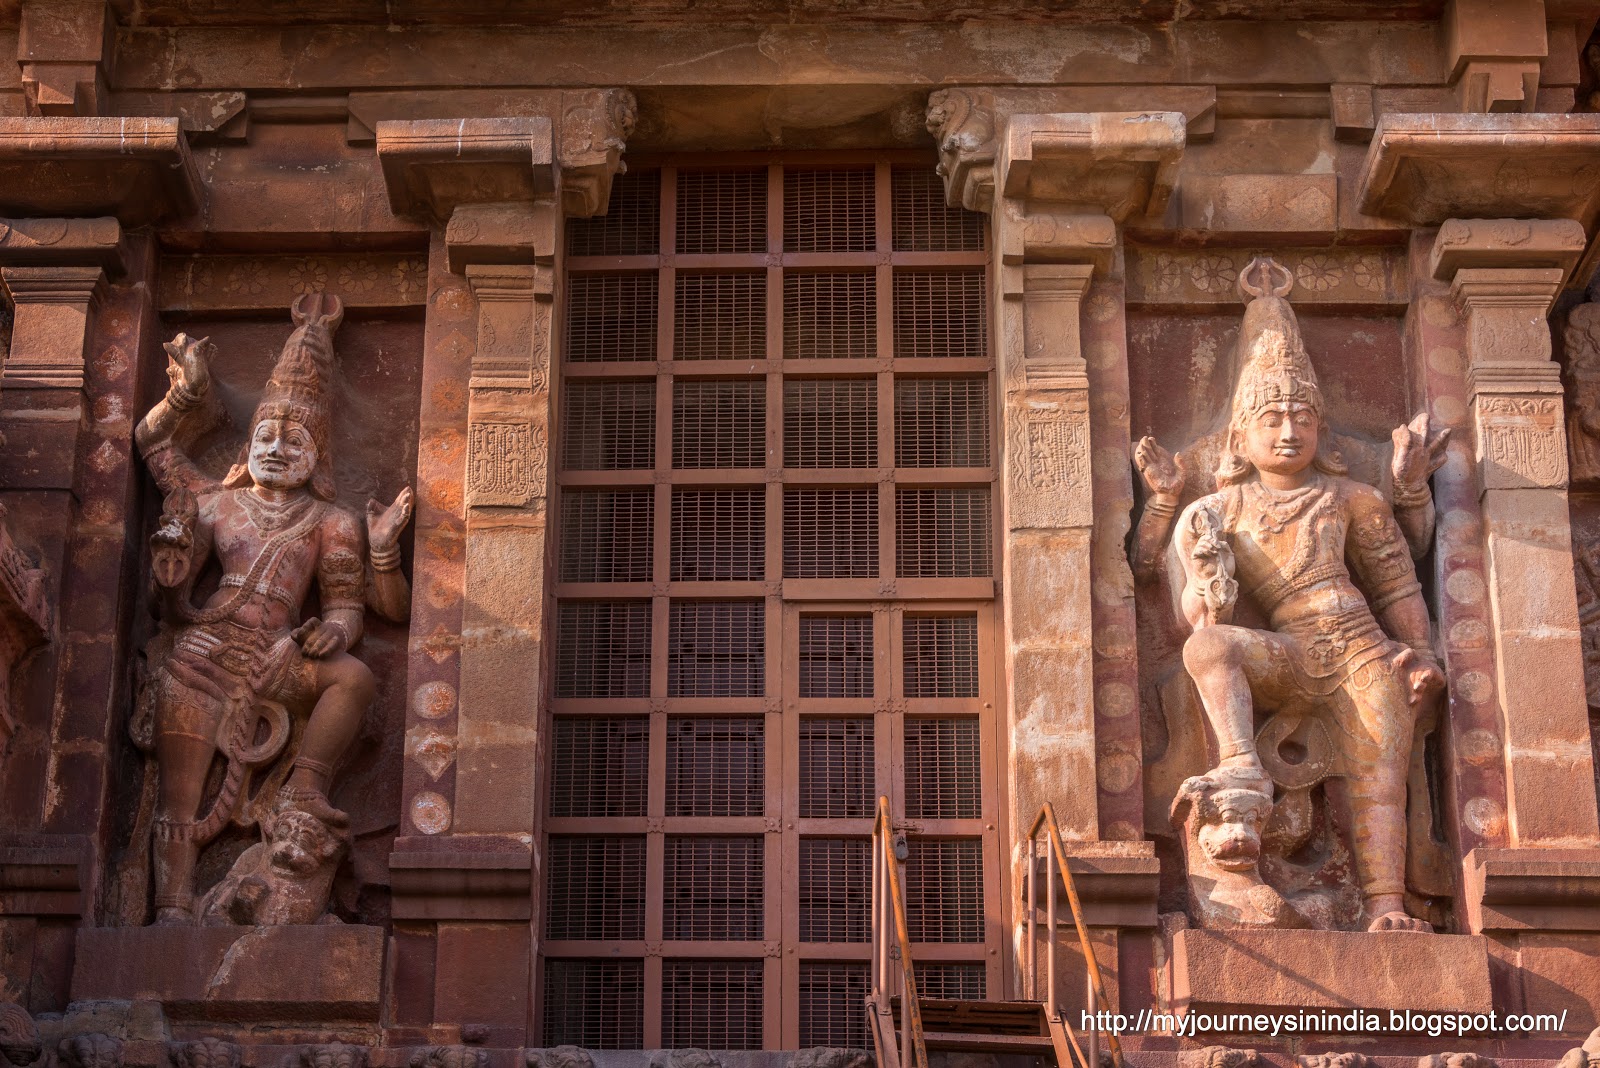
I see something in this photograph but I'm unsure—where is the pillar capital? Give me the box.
[0,264,105,391]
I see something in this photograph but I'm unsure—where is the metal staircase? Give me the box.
[868,797,1123,1068]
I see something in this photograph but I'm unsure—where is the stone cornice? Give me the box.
[1356,113,1600,228]
[0,117,200,225]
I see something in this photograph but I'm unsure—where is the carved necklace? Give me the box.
[237,488,316,534]
[1245,476,1324,536]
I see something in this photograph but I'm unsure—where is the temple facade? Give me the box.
[2,2,1600,1067]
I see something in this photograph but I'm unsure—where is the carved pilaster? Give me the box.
[1429,221,1600,856]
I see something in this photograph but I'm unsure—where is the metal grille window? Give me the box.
[896,377,991,468]
[677,168,767,254]
[663,836,765,940]
[894,270,989,359]
[799,963,870,1049]
[555,157,995,1049]
[798,837,870,942]
[784,489,877,578]
[892,166,985,253]
[550,717,648,818]
[560,489,653,583]
[667,717,765,817]
[673,378,765,469]
[542,960,645,1049]
[784,378,877,468]
[895,487,992,578]
[668,600,765,697]
[554,601,651,698]
[677,272,766,360]
[661,961,765,1050]
[916,962,987,1001]
[904,838,985,943]
[562,379,655,470]
[785,168,876,253]
[568,169,661,257]
[545,836,646,940]
[799,718,874,817]
[670,489,765,581]
[798,616,873,699]
[904,717,982,819]
[565,273,658,363]
[784,272,875,359]
[903,614,980,698]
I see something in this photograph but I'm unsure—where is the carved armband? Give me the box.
[1350,508,1422,611]
[318,548,366,612]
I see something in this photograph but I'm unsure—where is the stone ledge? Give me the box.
[1171,929,1494,1018]
[390,837,533,921]
[71,925,385,1023]
[0,117,200,225]
[1465,846,1600,933]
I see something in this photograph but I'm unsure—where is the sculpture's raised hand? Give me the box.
[163,333,214,400]
[1390,412,1450,498]
[1134,435,1186,499]
[366,486,414,554]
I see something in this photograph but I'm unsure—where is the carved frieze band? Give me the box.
[462,264,553,511]
[466,419,545,507]
[157,253,428,313]
[1469,364,1568,491]
[1126,247,1407,307]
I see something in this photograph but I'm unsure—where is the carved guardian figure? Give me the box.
[1146,258,1445,933]
[134,293,413,925]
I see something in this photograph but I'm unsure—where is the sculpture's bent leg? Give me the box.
[286,652,376,797]
[1182,624,1287,792]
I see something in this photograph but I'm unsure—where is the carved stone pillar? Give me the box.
[375,95,633,1042]
[1428,223,1600,848]
[931,95,1180,1004]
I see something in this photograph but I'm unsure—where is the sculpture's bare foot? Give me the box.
[153,906,191,927]
[1366,910,1432,933]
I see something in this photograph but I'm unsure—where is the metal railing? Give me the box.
[1026,802,1124,1068]
[868,795,928,1068]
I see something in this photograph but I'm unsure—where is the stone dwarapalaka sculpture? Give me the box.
[1136,258,1447,933]
[133,293,412,926]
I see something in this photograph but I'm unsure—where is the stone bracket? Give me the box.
[0,216,123,274]
[1444,0,1548,114]
[1429,218,1586,285]
[376,117,556,224]
[999,112,1185,221]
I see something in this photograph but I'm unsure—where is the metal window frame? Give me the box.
[548,151,1002,1050]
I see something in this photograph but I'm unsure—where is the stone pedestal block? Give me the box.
[71,925,384,1022]
[1171,929,1494,1017]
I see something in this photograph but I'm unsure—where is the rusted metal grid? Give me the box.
[547,155,1000,1049]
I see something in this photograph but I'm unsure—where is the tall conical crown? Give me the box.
[224,293,344,501]
[1227,256,1322,431]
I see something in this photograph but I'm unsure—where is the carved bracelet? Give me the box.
[1391,479,1431,510]
[370,543,402,572]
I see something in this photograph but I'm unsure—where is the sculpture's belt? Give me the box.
[217,574,298,609]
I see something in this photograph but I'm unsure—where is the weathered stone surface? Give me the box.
[70,926,384,1021]
[1171,929,1495,1016]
